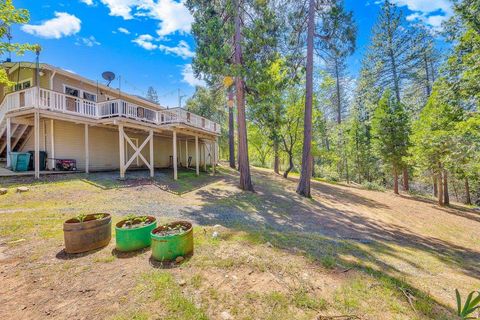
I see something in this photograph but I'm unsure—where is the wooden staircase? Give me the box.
[0,124,32,159]
[0,93,33,161]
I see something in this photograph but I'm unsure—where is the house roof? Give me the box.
[1,61,165,110]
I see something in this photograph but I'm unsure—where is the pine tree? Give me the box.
[296,0,316,197]
[146,86,159,104]
[316,3,356,124]
[363,0,422,190]
[371,90,410,194]
[410,80,464,205]
[187,0,277,191]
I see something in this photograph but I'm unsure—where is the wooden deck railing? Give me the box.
[0,87,221,134]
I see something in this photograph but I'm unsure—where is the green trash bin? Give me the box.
[10,152,31,172]
[28,151,47,171]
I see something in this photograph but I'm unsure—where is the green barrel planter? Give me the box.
[115,216,157,252]
[151,221,193,262]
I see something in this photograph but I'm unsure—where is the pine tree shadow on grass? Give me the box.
[179,169,480,319]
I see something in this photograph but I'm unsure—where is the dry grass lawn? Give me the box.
[0,166,479,320]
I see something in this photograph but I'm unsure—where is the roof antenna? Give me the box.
[102,71,115,87]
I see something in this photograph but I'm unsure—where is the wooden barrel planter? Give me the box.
[63,213,112,254]
[115,216,157,252]
[151,221,193,262]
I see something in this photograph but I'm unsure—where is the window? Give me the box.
[13,80,31,92]
[64,86,80,97]
[83,91,97,102]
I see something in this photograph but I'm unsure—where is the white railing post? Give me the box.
[6,117,11,168]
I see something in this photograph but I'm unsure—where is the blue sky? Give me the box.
[10,0,452,107]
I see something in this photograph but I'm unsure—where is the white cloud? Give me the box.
[406,12,421,22]
[142,0,193,36]
[425,15,447,28]
[132,34,158,50]
[117,27,131,34]
[392,0,452,15]
[100,0,137,19]
[99,0,192,36]
[158,40,194,59]
[133,35,195,59]
[391,0,453,30]
[80,0,94,5]
[75,36,101,47]
[181,64,205,87]
[21,12,81,39]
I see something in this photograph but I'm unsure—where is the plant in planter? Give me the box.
[63,213,112,254]
[115,215,157,252]
[151,221,193,262]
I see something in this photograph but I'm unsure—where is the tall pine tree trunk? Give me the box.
[233,0,253,191]
[402,168,409,191]
[465,177,472,205]
[433,176,438,197]
[296,0,315,198]
[312,156,315,177]
[443,170,449,206]
[393,167,399,195]
[228,101,235,169]
[273,138,280,174]
[438,172,444,206]
[424,53,431,97]
[334,58,342,124]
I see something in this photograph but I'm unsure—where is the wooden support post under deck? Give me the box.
[50,119,55,170]
[149,130,154,178]
[173,130,177,180]
[34,112,40,179]
[203,143,207,172]
[84,124,89,174]
[6,117,11,168]
[212,141,216,174]
[185,139,189,168]
[195,135,199,176]
[118,124,125,179]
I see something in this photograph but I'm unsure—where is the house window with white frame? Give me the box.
[13,79,32,92]
[83,91,97,102]
[64,86,80,97]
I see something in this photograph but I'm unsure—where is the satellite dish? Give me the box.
[102,71,116,87]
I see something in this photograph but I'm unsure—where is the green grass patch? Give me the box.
[319,255,337,269]
[136,271,208,320]
[292,288,327,310]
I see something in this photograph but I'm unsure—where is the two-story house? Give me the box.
[0,62,220,179]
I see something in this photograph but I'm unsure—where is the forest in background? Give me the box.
[182,0,479,206]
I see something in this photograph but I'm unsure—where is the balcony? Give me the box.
[1,87,221,134]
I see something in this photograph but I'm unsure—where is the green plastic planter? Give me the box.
[115,216,157,252]
[151,221,193,262]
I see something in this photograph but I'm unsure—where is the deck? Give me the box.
[1,87,221,135]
